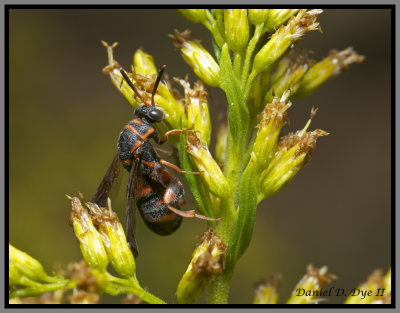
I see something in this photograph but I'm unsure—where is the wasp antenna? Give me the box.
[151,65,167,106]
[120,68,151,106]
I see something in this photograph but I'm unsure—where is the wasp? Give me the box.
[91,65,219,257]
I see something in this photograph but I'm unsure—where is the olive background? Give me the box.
[9,9,391,304]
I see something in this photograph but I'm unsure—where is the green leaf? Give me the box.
[227,152,258,265]
[220,43,250,201]
[179,133,207,214]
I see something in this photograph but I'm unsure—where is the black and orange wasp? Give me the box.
[91,65,219,257]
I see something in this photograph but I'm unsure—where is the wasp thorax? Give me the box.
[135,104,164,123]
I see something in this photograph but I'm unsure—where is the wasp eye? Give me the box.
[148,108,164,122]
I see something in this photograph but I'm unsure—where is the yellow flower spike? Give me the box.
[263,9,301,32]
[253,274,281,304]
[287,265,337,304]
[9,244,59,284]
[224,9,249,53]
[171,30,221,87]
[187,131,230,199]
[178,9,208,24]
[87,199,136,279]
[384,268,391,293]
[294,47,365,98]
[215,120,228,164]
[252,90,292,171]
[252,9,322,75]
[133,49,157,76]
[175,78,211,146]
[258,109,328,200]
[68,196,109,272]
[177,230,226,304]
[248,9,270,26]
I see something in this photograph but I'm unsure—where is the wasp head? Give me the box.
[135,104,164,123]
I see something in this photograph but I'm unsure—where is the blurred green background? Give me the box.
[9,9,391,304]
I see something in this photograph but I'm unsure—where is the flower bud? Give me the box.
[175,78,211,146]
[177,230,226,304]
[259,110,328,200]
[248,9,270,26]
[9,244,59,284]
[187,131,230,199]
[294,47,365,98]
[252,91,291,172]
[345,269,385,304]
[264,48,310,103]
[133,49,157,76]
[87,200,136,278]
[178,9,207,24]
[263,9,300,32]
[68,196,109,272]
[287,265,337,304]
[9,261,21,286]
[171,30,221,87]
[253,10,322,75]
[253,274,281,304]
[224,9,249,53]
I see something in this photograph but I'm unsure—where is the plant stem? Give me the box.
[207,266,234,304]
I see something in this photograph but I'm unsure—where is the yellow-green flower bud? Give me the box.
[345,269,385,304]
[264,9,300,32]
[9,244,58,284]
[172,30,221,87]
[178,9,207,24]
[9,261,21,286]
[248,9,270,26]
[264,48,310,103]
[215,121,228,164]
[102,41,184,130]
[253,91,291,172]
[259,112,328,200]
[287,265,337,304]
[68,196,109,272]
[224,9,249,53]
[187,131,230,199]
[253,9,322,75]
[88,200,136,278]
[177,230,226,304]
[294,47,365,98]
[133,49,157,76]
[176,78,211,146]
[384,268,391,293]
[253,274,281,304]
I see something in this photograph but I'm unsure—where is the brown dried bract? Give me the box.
[192,230,227,276]
[67,260,99,294]
[254,273,282,291]
[169,29,194,49]
[68,289,100,304]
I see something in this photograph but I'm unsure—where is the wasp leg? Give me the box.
[154,147,173,156]
[159,159,202,174]
[159,128,191,144]
[162,176,221,221]
[166,204,221,221]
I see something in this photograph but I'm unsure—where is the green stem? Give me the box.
[9,279,75,298]
[207,265,234,304]
[103,273,166,304]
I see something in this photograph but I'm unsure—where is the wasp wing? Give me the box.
[91,154,120,207]
[126,157,139,258]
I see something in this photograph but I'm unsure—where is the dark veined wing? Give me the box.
[91,154,120,207]
[126,157,139,258]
